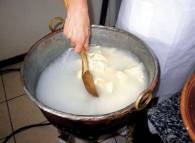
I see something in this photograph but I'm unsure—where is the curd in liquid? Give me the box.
[36,45,148,115]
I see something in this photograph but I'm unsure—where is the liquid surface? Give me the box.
[36,45,148,115]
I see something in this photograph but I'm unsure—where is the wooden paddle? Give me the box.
[64,0,99,97]
[81,48,99,97]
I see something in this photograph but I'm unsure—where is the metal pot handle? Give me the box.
[49,17,65,32]
[135,89,153,111]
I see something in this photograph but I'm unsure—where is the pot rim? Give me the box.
[21,25,159,121]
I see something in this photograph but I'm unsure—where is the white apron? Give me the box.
[116,0,195,102]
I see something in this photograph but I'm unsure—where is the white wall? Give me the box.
[0,0,120,61]
[0,0,66,61]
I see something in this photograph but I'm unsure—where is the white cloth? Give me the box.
[116,0,195,102]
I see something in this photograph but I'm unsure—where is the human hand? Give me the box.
[63,0,90,53]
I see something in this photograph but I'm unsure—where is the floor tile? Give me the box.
[115,135,126,143]
[2,71,25,100]
[73,137,86,143]
[101,137,116,143]
[14,124,58,143]
[0,102,13,139]
[1,62,24,70]
[8,95,46,130]
[0,76,6,103]
[98,134,114,142]
[0,137,15,143]
[71,134,119,143]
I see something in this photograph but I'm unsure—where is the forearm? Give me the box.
[63,0,90,53]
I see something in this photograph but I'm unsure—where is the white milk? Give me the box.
[36,45,148,115]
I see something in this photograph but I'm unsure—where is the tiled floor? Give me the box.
[0,62,126,143]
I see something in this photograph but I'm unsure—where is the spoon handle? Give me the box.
[81,48,89,75]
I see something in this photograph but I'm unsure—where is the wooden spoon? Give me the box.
[81,48,99,97]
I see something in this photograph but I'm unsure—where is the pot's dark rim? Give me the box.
[21,25,159,121]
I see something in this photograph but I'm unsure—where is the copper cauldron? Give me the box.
[21,25,159,140]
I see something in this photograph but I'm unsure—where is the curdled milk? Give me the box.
[36,45,148,115]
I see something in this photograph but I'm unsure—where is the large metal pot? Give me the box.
[21,25,159,140]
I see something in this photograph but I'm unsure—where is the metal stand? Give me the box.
[58,124,136,143]
[125,124,135,143]
[58,131,72,143]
